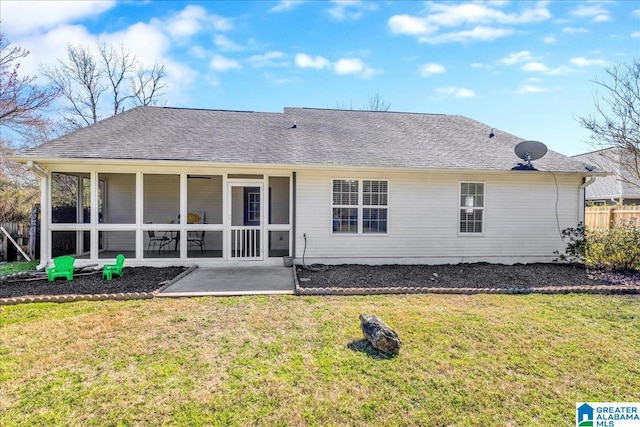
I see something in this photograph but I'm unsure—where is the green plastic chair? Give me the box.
[47,255,75,281]
[102,254,125,280]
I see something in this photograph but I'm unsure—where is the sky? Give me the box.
[1,0,639,156]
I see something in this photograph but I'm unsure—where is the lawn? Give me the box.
[1,294,638,426]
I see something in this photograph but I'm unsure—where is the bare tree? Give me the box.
[133,63,167,106]
[579,60,640,187]
[0,34,59,136]
[335,92,390,112]
[363,92,391,112]
[42,41,167,130]
[0,34,58,221]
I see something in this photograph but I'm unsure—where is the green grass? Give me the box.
[1,294,638,426]
[0,260,39,277]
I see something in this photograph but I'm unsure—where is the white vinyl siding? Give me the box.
[332,179,388,234]
[459,182,484,234]
[297,170,582,264]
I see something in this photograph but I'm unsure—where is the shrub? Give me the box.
[555,222,640,271]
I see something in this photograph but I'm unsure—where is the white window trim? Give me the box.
[458,181,485,236]
[331,178,389,235]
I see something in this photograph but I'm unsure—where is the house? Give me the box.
[572,147,640,205]
[13,106,602,269]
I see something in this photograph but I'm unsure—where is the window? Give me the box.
[460,182,484,233]
[332,179,388,234]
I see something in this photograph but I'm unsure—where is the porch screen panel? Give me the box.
[52,172,85,224]
[98,231,135,259]
[269,177,290,225]
[98,173,135,224]
[143,174,179,224]
[187,175,222,224]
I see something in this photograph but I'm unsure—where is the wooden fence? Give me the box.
[585,206,640,230]
[0,221,38,262]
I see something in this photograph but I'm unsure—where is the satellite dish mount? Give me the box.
[512,140,547,171]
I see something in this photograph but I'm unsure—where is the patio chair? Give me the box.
[46,255,75,281]
[102,254,125,280]
[188,230,206,253]
[147,229,171,252]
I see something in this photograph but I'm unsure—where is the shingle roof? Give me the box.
[16,106,589,173]
[572,148,640,200]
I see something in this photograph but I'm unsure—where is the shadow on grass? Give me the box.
[347,338,397,360]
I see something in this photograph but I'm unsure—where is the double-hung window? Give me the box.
[459,182,484,233]
[332,179,388,234]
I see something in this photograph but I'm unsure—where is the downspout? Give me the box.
[579,175,597,225]
[292,172,296,260]
[26,161,49,270]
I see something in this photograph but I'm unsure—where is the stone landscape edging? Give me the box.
[296,284,640,296]
[0,292,155,306]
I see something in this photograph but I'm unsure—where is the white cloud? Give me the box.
[209,54,241,72]
[388,1,549,44]
[388,14,438,36]
[570,57,608,67]
[0,0,115,37]
[546,65,578,76]
[295,54,379,77]
[499,50,534,65]
[515,84,548,94]
[269,0,306,13]
[16,25,98,77]
[543,36,556,44]
[214,34,243,52]
[326,0,378,21]
[249,51,288,68]
[471,62,493,70]
[571,4,611,22]
[295,53,331,69]
[522,62,548,72]
[421,26,513,44]
[562,27,588,34]
[188,45,209,59]
[164,5,232,40]
[166,5,206,38]
[103,22,171,65]
[419,63,446,77]
[436,87,475,98]
[334,58,365,74]
[631,31,640,38]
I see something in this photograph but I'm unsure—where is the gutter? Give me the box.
[26,161,47,179]
[580,175,597,190]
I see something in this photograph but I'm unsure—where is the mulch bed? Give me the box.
[2,264,639,301]
[0,267,186,299]
[296,263,640,290]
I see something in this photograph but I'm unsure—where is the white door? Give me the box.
[228,183,263,260]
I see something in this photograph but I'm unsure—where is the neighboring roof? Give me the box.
[16,106,591,173]
[572,147,640,200]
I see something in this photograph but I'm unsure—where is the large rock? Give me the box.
[359,314,402,355]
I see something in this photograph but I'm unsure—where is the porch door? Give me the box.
[228,183,263,260]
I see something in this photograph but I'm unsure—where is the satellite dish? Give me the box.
[512,140,547,170]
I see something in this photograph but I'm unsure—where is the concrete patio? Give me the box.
[157,265,296,297]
